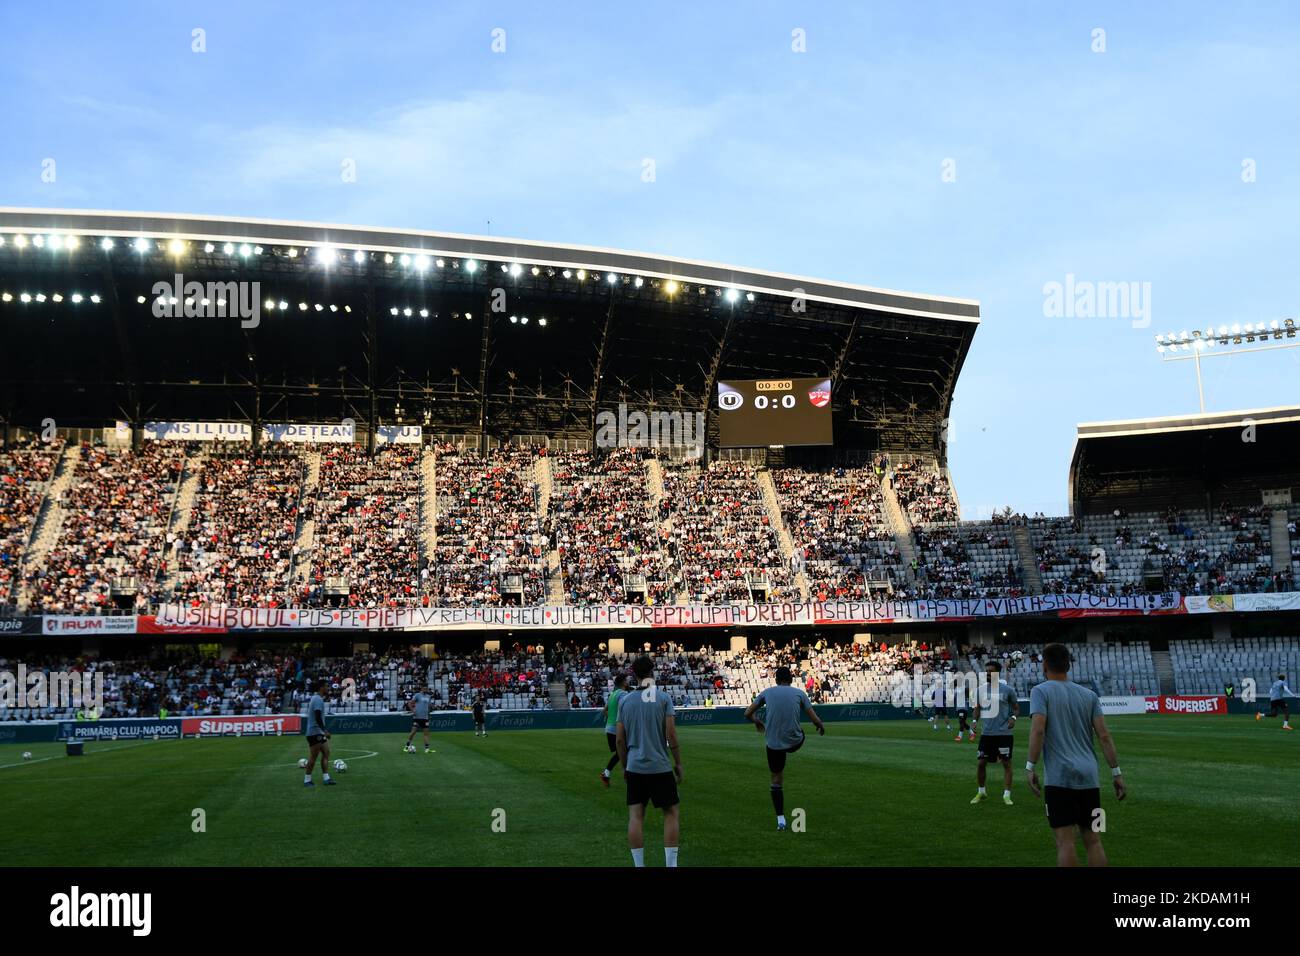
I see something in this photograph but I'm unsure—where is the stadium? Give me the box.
[1,205,1297,884]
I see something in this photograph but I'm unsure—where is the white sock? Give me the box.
[1003,789,1011,798]
[323,773,331,782]
[777,814,786,826]
[977,787,986,795]
[631,848,645,867]
[665,846,678,867]
[303,774,310,783]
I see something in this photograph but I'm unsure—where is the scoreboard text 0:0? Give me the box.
[716,378,834,448]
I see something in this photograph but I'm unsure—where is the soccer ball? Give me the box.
[297,758,308,769]
[333,759,348,773]
[404,744,415,753]
[1011,650,1024,664]
[22,752,32,761]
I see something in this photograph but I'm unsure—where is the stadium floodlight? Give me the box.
[168,239,186,255]
[1156,316,1300,412]
[100,237,115,251]
[724,288,740,303]
[400,254,412,268]
[436,258,445,268]
[633,276,643,288]
[204,243,215,253]
[419,308,429,318]
[71,294,84,303]
[264,298,276,311]
[298,302,308,311]
[66,236,79,249]
[520,316,529,325]
[509,315,518,324]
[314,303,323,312]
[287,248,299,258]
[665,280,679,295]
[464,312,473,320]
[538,317,547,327]
[48,235,63,250]
[344,305,352,313]
[415,255,430,271]
[403,307,413,317]
[254,246,263,255]
[562,269,572,279]
[137,295,147,304]
[35,293,46,302]
[278,300,288,311]
[531,266,540,276]
[390,307,399,316]
[20,293,32,303]
[223,242,235,254]
[1,293,11,302]
[508,263,522,277]
[606,273,618,284]
[14,235,28,248]
[0,236,5,247]
[353,250,366,264]
[465,259,478,274]
[32,235,45,248]
[239,244,253,258]
[384,253,394,264]
[52,293,63,303]
[316,246,336,266]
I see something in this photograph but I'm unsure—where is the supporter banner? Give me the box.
[143,421,253,442]
[1099,695,1149,715]
[146,592,1182,633]
[374,425,423,445]
[59,718,183,740]
[1143,695,1228,715]
[42,615,138,635]
[262,422,355,444]
[181,714,302,737]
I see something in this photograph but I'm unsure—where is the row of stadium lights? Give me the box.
[0,291,101,304]
[0,233,759,304]
[1155,320,1296,351]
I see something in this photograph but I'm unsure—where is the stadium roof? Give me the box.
[0,207,980,453]
[1069,405,1300,515]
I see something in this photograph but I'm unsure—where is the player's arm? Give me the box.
[743,694,765,733]
[801,698,826,736]
[315,706,329,738]
[1025,713,1046,797]
[665,715,682,783]
[1092,714,1126,800]
[615,721,628,773]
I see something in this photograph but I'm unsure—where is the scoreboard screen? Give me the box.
[717,377,834,448]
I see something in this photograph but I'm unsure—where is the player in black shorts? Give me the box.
[473,696,487,737]
[955,707,975,743]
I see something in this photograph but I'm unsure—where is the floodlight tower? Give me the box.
[1154,319,1298,412]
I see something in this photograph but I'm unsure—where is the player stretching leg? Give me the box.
[744,666,826,831]
[600,674,628,788]
[971,660,1018,805]
[304,681,336,787]
[617,657,682,867]
[1026,644,1126,867]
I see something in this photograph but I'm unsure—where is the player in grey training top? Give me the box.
[971,660,1020,805]
[744,667,825,832]
[1258,674,1295,730]
[405,688,435,753]
[1027,643,1125,866]
[616,656,682,868]
[303,681,337,786]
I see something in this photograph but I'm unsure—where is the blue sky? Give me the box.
[2,1,1298,517]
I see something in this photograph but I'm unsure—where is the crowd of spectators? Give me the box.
[432,444,545,606]
[911,525,1024,599]
[0,439,62,612]
[298,444,425,607]
[548,448,673,605]
[172,449,303,607]
[773,464,901,600]
[25,442,185,613]
[660,460,792,603]
[890,456,959,525]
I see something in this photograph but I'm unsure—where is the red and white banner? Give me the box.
[42,615,138,635]
[144,592,1182,633]
[181,714,303,736]
[1099,695,1149,715]
[1143,695,1228,715]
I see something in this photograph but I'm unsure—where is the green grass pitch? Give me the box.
[1,715,1293,866]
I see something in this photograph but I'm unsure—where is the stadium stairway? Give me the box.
[645,456,665,509]
[1152,649,1177,695]
[1270,510,1291,577]
[880,473,918,586]
[421,448,437,557]
[15,442,81,611]
[1012,524,1045,595]
[159,452,206,596]
[287,451,323,593]
[548,681,569,710]
[535,454,553,519]
[757,469,810,599]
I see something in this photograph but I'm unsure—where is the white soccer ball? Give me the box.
[298,758,308,769]
[333,759,348,773]
[1011,650,1024,664]
[22,751,32,761]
